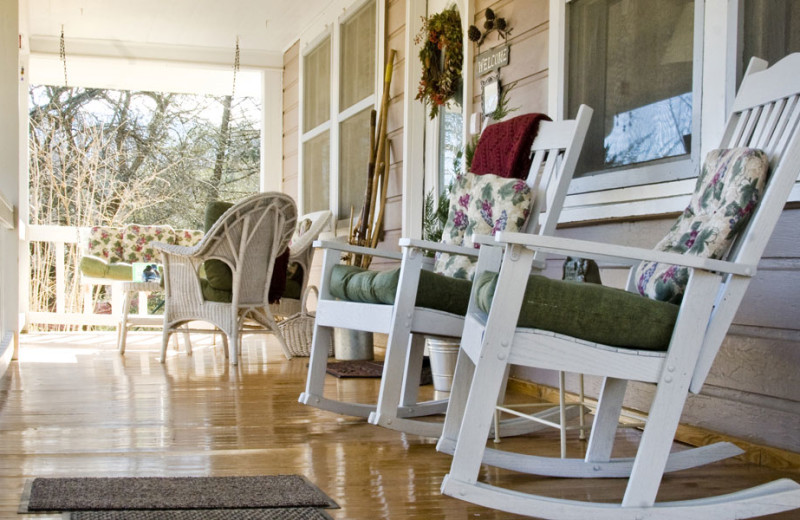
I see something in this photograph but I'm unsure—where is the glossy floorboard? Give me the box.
[0,332,796,519]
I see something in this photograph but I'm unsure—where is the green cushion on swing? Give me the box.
[79,256,134,281]
[329,264,474,316]
[474,272,679,351]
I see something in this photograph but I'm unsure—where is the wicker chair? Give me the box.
[153,192,297,365]
[269,209,332,319]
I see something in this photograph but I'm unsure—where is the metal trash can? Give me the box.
[333,328,374,360]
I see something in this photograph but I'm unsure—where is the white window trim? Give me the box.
[549,0,708,223]
[402,0,474,239]
[297,0,385,222]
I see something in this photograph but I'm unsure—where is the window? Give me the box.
[301,0,377,219]
[567,0,695,177]
[338,1,376,220]
[741,0,800,83]
[437,100,463,192]
[302,37,331,214]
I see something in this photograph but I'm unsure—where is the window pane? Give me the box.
[303,131,330,213]
[742,0,800,84]
[568,0,694,175]
[439,100,463,191]
[341,1,376,110]
[338,108,372,220]
[303,38,331,132]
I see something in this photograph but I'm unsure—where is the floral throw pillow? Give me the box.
[635,148,769,304]
[434,172,532,280]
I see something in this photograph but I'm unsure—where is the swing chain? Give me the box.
[231,37,240,99]
[59,25,68,88]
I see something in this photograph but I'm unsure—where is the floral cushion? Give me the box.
[85,225,203,266]
[290,218,313,248]
[174,229,205,247]
[635,148,769,304]
[434,172,532,280]
[87,226,127,264]
[120,225,175,264]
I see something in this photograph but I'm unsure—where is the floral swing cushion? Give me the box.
[434,172,533,280]
[635,148,769,304]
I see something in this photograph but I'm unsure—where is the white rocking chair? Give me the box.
[437,55,800,519]
[300,106,592,440]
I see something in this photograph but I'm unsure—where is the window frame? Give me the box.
[298,0,384,222]
[549,0,707,222]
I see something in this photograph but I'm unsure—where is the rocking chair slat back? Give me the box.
[686,56,800,391]
[525,106,592,266]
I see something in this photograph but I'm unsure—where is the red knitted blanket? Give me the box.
[471,113,551,179]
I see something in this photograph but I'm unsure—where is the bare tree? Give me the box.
[27,86,261,324]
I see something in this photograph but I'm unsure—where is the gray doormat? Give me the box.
[21,475,337,513]
[65,507,333,519]
[326,359,432,385]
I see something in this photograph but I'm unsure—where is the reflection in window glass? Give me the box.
[303,131,330,213]
[568,0,694,175]
[604,93,692,168]
[438,100,463,192]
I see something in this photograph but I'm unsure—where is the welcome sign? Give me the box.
[475,45,509,76]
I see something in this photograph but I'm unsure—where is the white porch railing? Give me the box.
[26,224,158,328]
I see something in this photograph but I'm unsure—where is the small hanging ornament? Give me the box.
[468,8,511,49]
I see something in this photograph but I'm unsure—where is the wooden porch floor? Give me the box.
[0,331,796,519]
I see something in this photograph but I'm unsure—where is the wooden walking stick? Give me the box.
[369,138,392,251]
[354,49,396,266]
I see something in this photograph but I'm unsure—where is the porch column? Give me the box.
[0,0,21,368]
[261,69,284,193]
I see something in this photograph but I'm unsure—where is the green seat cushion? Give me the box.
[474,272,679,351]
[202,201,235,291]
[283,262,304,300]
[200,277,232,303]
[79,256,133,281]
[329,264,473,316]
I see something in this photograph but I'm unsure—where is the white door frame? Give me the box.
[402,0,474,239]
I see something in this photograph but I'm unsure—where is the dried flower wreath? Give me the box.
[415,7,463,119]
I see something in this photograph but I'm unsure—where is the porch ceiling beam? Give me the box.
[28,36,284,70]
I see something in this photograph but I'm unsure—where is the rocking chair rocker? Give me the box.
[437,55,800,519]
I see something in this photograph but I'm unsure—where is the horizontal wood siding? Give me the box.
[472,0,550,118]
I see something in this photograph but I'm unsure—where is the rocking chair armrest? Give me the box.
[494,232,758,277]
[398,238,481,257]
[151,241,200,259]
[313,239,403,261]
[470,234,498,247]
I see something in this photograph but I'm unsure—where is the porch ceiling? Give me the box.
[23,0,336,94]
[26,0,334,56]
